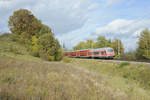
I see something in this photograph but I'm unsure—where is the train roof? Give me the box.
[64,47,113,52]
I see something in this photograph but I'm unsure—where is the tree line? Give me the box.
[73,36,124,57]
[73,28,150,60]
[8,9,62,61]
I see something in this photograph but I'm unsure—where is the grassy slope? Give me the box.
[0,34,150,100]
[0,34,42,62]
[71,59,150,99]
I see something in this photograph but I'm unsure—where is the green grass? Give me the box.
[0,34,28,55]
[70,58,150,99]
[0,34,42,62]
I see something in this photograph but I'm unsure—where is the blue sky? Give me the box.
[0,0,150,52]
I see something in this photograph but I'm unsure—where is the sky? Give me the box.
[0,0,150,52]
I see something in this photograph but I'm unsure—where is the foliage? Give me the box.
[8,9,62,61]
[38,33,61,61]
[73,36,124,57]
[111,38,124,56]
[74,41,86,50]
[30,36,40,57]
[123,51,137,60]
[38,24,52,37]
[8,9,42,39]
[96,36,110,48]
[31,44,40,57]
[55,49,63,61]
[85,40,97,49]
[137,28,150,59]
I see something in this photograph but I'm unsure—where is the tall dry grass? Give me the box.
[0,56,137,100]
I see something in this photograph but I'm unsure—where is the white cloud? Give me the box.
[95,19,150,51]
[96,19,150,36]
[56,18,150,51]
[56,19,98,49]
[96,19,134,35]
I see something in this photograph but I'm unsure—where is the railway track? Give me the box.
[95,59,150,65]
[75,58,150,65]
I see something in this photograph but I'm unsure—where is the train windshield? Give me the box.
[107,49,114,53]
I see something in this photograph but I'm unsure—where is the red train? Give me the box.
[64,47,115,59]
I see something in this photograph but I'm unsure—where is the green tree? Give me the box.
[38,24,52,37]
[111,39,124,56]
[8,9,42,39]
[85,40,97,49]
[137,28,150,59]
[74,42,86,50]
[8,9,62,61]
[38,33,61,61]
[96,36,110,48]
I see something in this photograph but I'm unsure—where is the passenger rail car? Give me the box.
[64,47,115,59]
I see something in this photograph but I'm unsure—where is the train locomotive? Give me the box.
[64,47,115,59]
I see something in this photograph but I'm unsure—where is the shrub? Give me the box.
[39,50,49,61]
[30,36,39,57]
[31,44,39,57]
[48,56,55,61]
[38,33,62,61]
[55,49,63,61]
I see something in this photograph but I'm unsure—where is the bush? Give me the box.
[39,50,49,61]
[38,33,62,61]
[48,56,55,61]
[31,44,39,57]
[55,49,63,61]
[30,36,39,57]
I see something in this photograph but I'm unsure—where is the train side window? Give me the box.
[101,51,105,55]
[88,52,92,55]
[94,52,99,54]
[107,49,114,53]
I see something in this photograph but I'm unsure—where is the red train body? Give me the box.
[64,47,115,59]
